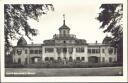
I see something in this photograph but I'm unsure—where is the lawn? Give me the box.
[5,66,123,77]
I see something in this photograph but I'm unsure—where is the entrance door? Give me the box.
[18,58,21,64]
[34,58,38,63]
[69,56,73,62]
[31,57,41,63]
[88,56,99,63]
[25,58,27,64]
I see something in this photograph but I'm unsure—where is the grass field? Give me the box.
[5,66,123,77]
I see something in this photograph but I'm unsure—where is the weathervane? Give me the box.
[63,14,65,20]
[63,14,65,25]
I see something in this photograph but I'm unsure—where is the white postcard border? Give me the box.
[0,0,127,82]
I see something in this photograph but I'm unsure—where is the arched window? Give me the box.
[69,56,73,61]
[63,48,67,53]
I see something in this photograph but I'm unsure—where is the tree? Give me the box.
[97,4,123,64]
[102,36,112,44]
[4,4,54,55]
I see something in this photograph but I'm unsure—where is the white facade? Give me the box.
[13,18,117,64]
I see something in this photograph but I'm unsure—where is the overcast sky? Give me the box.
[15,0,110,45]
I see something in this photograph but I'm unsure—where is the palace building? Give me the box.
[13,15,117,64]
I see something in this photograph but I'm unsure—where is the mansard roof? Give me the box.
[88,43,109,46]
[43,38,87,46]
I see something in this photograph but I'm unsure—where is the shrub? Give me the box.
[5,63,25,68]
[5,62,122,68]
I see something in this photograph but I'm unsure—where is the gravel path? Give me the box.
[5,66,123,77]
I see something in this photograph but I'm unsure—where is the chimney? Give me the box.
[31,42,34,45]
[96,40,98,44]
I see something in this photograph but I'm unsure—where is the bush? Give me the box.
[6,62,122,68]
[5,63,25,68]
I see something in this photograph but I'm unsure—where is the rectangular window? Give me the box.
[39,50,42,54]
[56,48,61,54]
[91,49,100,54]
[45,48,54,53]
[50,57,54,61]
[76,48,79,52]
[30,50,34,54]
[88,49,91,53]
[68,47,73,54]
[114,48,116,54]
[63,48,67,53]
[25,58,27,64]
[58,57,61,60]
[81,57,85,61]
[99,49,100,53]
[35,50,38,54]
[102,57,105,62]
[102,49,105,53]
[18,58,21,64]
[76,57,80,61]
[25,49,27,54]
[45,57,49,61]
[96,49,98,53]
[108,48,113,55]
[81,48,84,52]
[92,49,95,53]
[76,47,84,53]
[96,49,100,53]
[109,57,112,63]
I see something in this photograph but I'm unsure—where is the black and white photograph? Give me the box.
[0,0,127,82]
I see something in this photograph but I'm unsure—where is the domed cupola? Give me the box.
[59,14,70,35]
[17,36,27,46]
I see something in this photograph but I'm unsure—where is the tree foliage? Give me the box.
[97,4,123,46]
[97,4,123,63]
[4,4,54,50]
